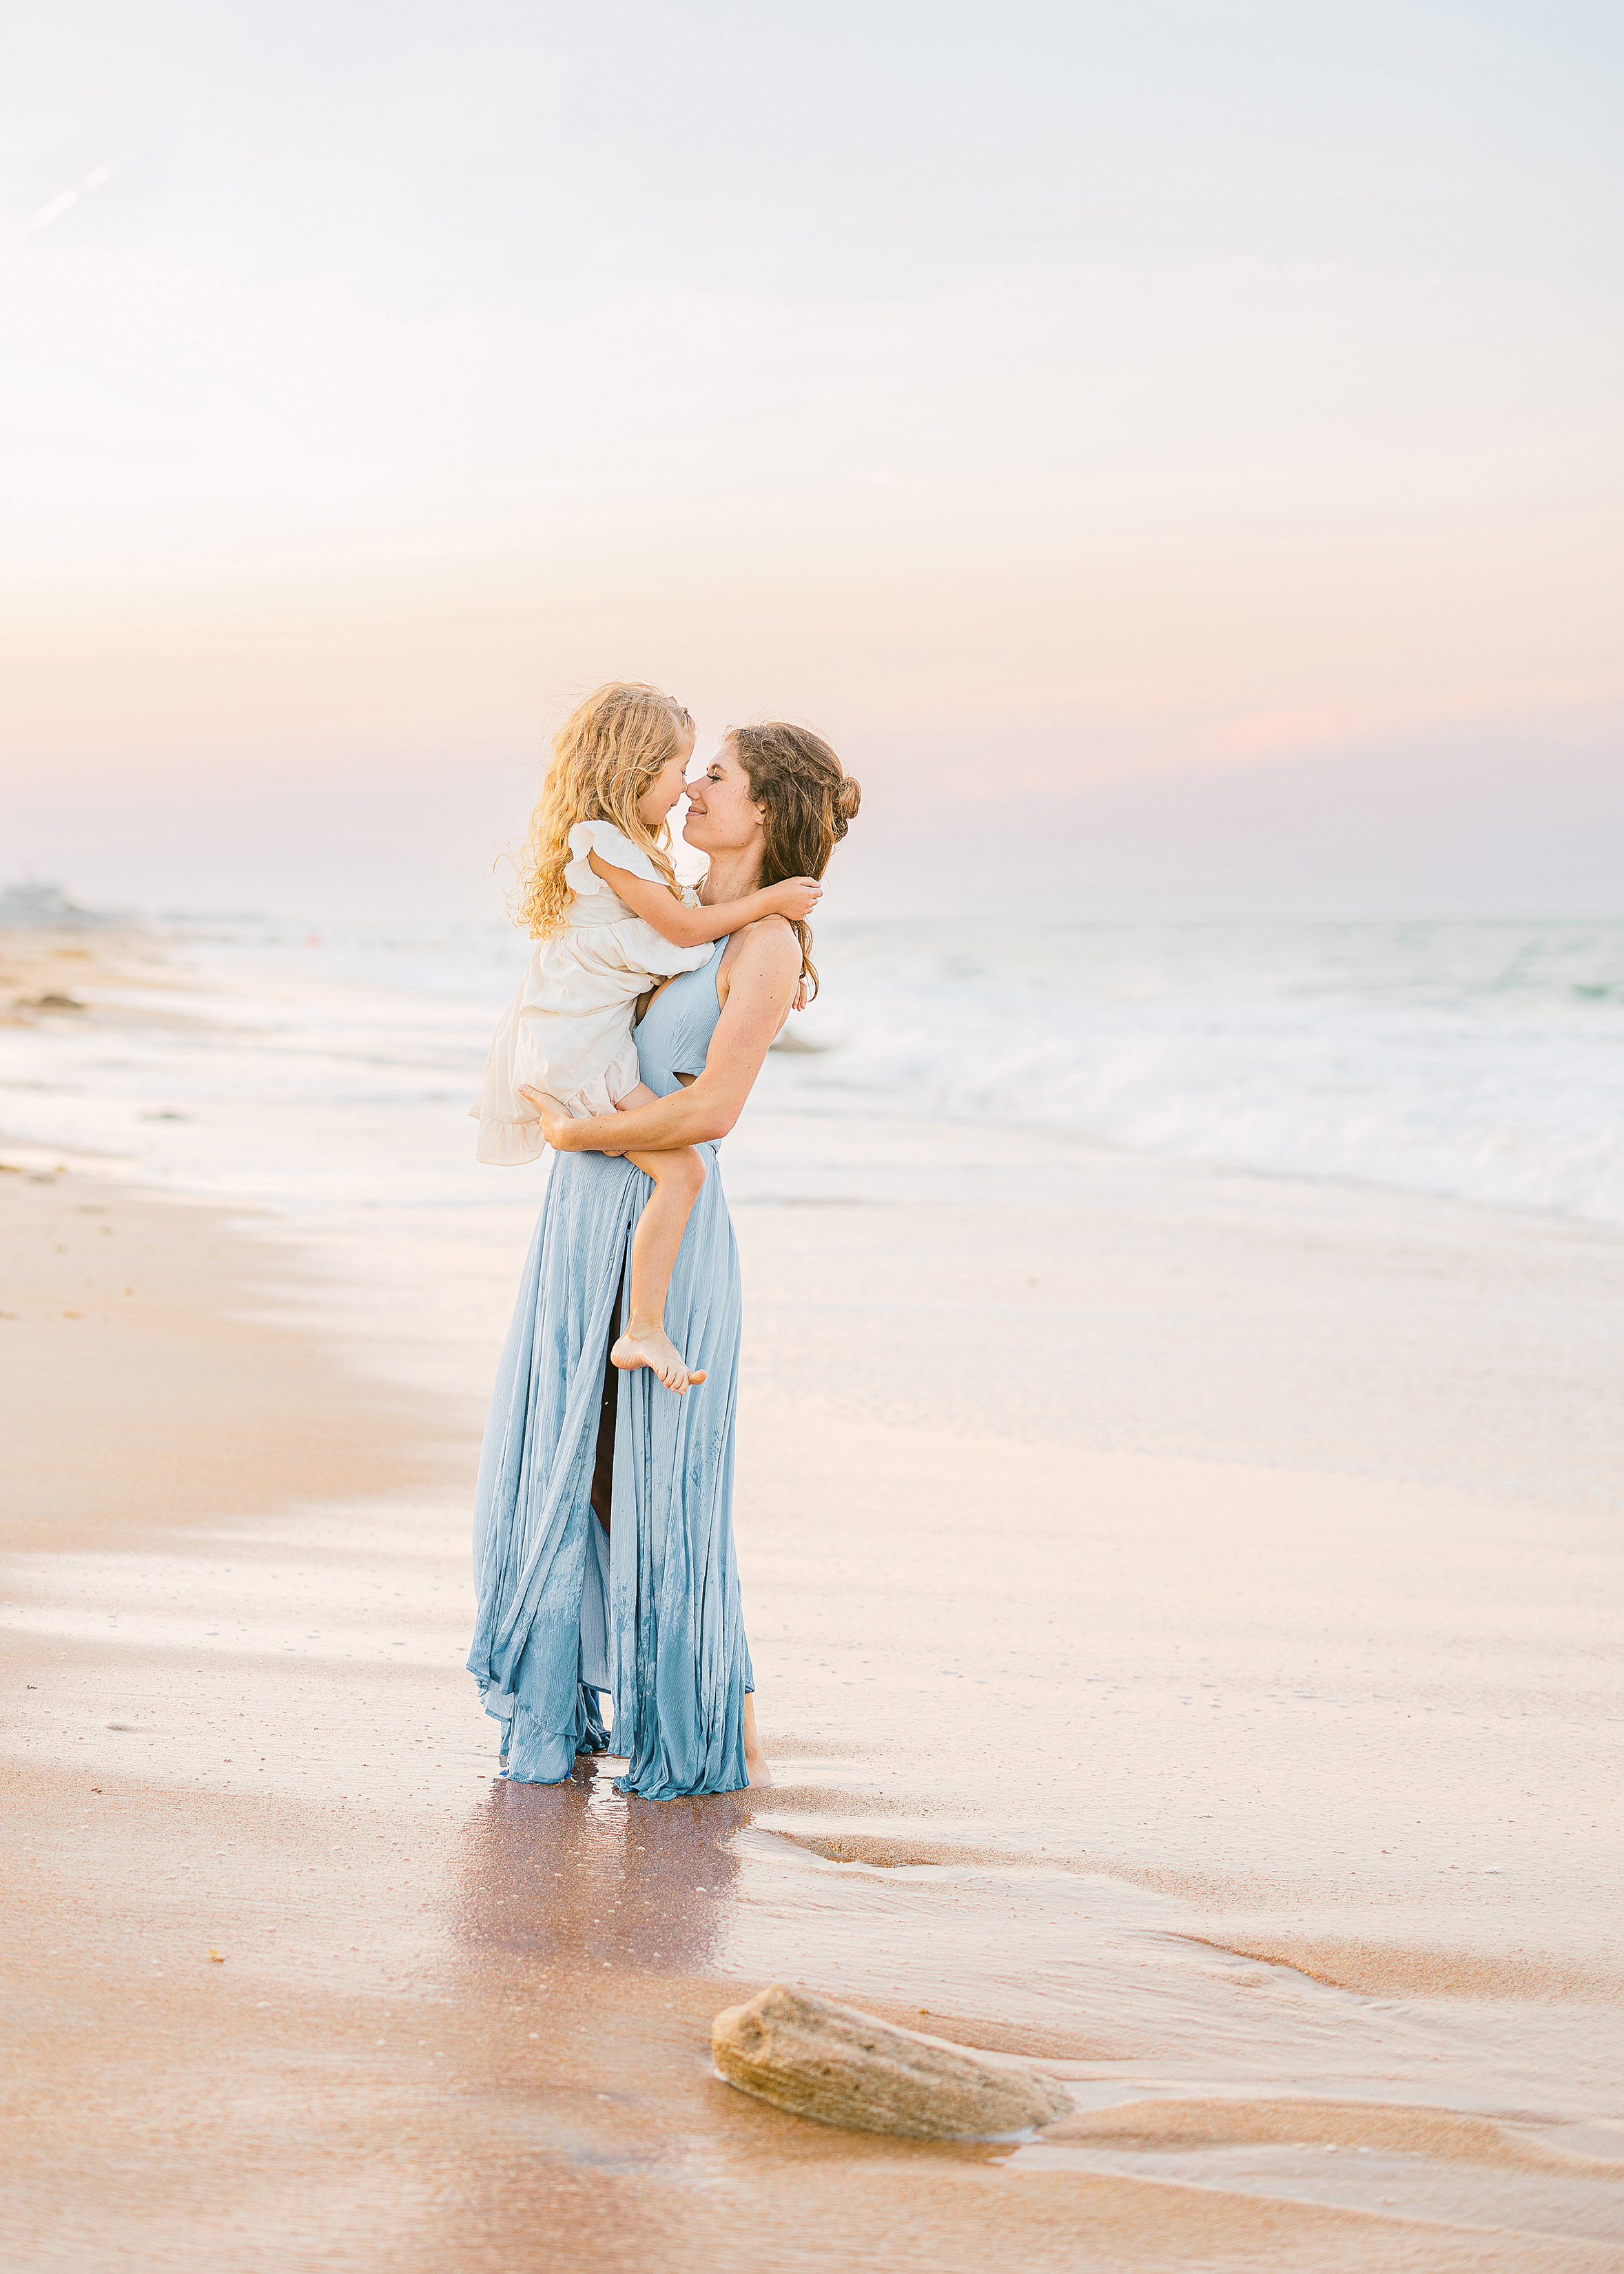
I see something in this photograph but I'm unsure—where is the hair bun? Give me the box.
[834,775,863,830]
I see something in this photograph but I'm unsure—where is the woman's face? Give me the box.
[682,739,765,868]
[636,733,697,826]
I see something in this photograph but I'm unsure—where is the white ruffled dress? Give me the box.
[471,821,712,1166]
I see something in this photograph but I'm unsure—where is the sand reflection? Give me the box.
[455,1757,757,1976]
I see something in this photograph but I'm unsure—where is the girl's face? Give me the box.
[636,732,696,826]
[682,739,765,865]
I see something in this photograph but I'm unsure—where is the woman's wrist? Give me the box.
[539,1109,585,1151]
[573,1112,624,1154]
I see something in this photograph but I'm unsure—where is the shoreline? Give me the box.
[5,955,1624,2262]
[0,1157,465,1556]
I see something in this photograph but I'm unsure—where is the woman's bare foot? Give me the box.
[741,1694,773,1787]
[610,1324,706,1393]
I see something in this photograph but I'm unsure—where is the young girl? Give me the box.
[471,681,821,1393]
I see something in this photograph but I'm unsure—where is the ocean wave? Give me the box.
[770,919,1624,1229]
[5,909,1621,1233]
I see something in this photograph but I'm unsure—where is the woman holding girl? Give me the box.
[466,683,861,1798]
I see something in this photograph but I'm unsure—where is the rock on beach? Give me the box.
[711,1984,1074,2141]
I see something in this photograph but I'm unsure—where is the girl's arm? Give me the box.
[587,850,820,948]
[523,920,802,1151]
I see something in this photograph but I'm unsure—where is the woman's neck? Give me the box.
[699,848,764,907]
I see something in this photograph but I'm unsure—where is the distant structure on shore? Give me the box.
[0,882,118,930]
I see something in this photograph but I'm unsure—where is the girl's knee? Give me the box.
[640,1146,706,1200]
[652,1147,706,1202]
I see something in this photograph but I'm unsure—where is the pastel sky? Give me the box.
[2,1,1621,916]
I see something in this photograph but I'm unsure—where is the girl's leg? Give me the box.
[612,1130,708,1393]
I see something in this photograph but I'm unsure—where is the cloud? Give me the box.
[1,8,1619,919]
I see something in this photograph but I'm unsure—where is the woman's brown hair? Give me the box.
[730,721,861,1002]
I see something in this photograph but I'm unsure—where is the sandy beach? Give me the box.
[10,1,1621,2255]
[3,923,1623,2271]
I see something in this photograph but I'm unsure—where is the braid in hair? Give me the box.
[730,722,861,1002]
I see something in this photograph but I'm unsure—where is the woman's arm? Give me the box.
[522,920,803,1152]
[587,851,819,949]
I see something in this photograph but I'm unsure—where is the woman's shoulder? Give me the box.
[717,912,802,988]
[730,910,801,954]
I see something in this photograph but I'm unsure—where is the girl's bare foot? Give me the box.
[610,1324,706,1393]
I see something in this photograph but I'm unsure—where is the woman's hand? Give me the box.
[519,1086,584,1151]
[557,922,802,1157]
[761,876,823,922]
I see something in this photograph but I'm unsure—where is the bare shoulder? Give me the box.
[723,912,800,965]
[717,913,802,998]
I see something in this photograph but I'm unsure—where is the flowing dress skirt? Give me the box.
[465,1141,754,1797]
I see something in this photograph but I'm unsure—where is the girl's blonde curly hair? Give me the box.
[515,682,694,938]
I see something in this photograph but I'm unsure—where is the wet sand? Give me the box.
[4,1025,1624,2264]
[0,918,185,1034]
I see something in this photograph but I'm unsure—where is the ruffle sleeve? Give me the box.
[564,820,666,898]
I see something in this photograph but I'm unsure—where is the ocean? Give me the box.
[5,910,1623,1233]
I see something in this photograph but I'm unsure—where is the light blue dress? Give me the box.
[466,948,755,1797]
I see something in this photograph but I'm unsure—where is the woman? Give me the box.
[466,720,861,1798]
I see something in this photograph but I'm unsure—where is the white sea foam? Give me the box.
[773,917,1624,1229]
[3,912,1622,1233]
